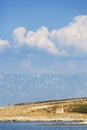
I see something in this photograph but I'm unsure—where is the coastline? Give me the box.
[0,98,87,124]
[0,115,87,124]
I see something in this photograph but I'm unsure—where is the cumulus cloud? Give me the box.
[12,26,66,55]
[0,39,9,51]
[12,15,87,56]
[12,27,26,46]
[51,15,87,52]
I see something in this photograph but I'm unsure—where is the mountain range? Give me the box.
[0,73,87,106]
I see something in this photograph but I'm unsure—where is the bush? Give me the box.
[72,104,87,113]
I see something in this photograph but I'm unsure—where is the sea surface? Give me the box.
[0,122,87,130]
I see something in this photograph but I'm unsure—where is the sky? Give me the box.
[0,0,87,105]
[0,0,87,74]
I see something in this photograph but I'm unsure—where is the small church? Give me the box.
[56,106,64,113]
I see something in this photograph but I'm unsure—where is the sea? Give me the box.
[0,122,87,130]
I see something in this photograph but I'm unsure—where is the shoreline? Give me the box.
[0,116,87,124]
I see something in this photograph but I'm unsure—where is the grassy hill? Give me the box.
[0,98,87,117]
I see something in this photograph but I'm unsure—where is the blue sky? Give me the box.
[0,0,87,74]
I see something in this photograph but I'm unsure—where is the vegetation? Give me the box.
[72,104,87,113]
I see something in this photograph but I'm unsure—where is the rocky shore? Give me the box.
[0,114,87,124]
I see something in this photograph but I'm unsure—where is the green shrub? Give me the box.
[72,104,87,113]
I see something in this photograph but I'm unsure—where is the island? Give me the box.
[0,98,87,124]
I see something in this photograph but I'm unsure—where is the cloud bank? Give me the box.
[51,15,87,52]
[12,26,60,55]
[1,15,87,56]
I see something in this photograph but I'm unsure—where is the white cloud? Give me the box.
[12,15,87,56]
[51,15,87,52]
[12,26,66,55]
[26,26,58,54]
[12,27,26,46]
[0,39,9,51]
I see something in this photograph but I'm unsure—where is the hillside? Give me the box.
[0,98,87,122]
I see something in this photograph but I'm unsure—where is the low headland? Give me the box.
[0,98,87,124]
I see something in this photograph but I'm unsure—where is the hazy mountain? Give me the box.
[0,73,87,106]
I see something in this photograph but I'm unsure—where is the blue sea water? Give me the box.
[0,122,87,130]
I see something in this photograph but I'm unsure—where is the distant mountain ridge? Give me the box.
[0,73,87,106]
